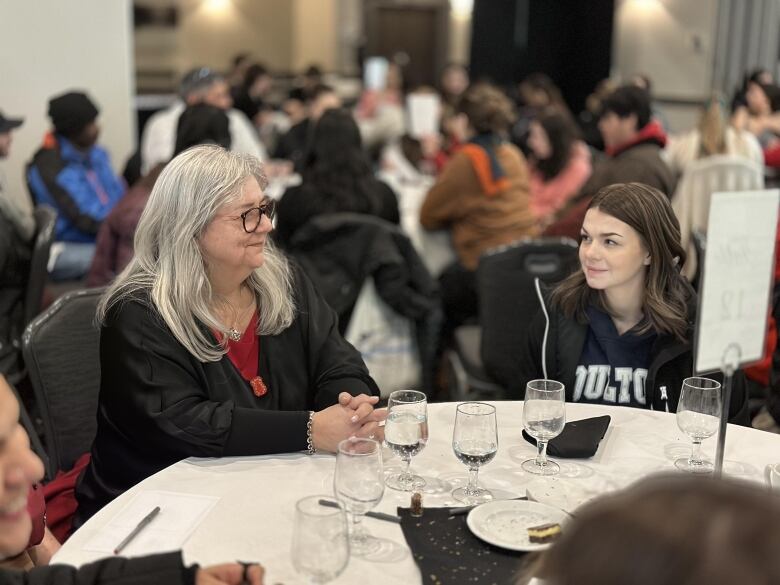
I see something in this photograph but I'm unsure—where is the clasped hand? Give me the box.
[311,392,387,453]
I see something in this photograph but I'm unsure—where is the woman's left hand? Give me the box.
[338,392,387,443]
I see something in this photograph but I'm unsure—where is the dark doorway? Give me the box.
[364,2,448,89]
[470,0,615,114]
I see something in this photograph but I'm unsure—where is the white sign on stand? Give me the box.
[694,189,779,476]
[695,190,779,373]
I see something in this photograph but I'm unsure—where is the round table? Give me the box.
[53,402,780,583]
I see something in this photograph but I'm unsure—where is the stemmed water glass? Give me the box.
[291,495,349,584]
[384,390,429,491]
[675,377,722,474]
[452,402,498,504]
[522,379,566,475]
[334,437,385,556]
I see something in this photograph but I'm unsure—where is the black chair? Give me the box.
[6,378,50,475]
[22,288,103,479]
[23,205,57,327]
[445,237,579,400]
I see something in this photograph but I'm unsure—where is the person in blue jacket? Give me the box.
[27,91,125,281]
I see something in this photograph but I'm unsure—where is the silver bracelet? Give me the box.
[306,411,316,455]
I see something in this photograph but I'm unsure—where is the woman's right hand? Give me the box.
[311,399,383,453]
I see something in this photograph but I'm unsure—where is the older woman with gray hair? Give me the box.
[75,145,382,524]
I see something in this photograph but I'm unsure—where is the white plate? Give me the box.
[466,499,569,552]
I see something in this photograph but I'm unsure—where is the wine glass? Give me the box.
[384,389,429,491]
[452,402,498,504]
[522,379,566,475]
[334,437,385,556]
[291,495,349,584]
[675,377,722,474]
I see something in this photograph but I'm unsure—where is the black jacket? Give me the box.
[284,213,441,390]
[75,264,378,523]
[274,178,400,247]
[490,280,749,424]
[285,213,439,328]
[0,552,195,585]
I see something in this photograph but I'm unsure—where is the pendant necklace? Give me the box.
[226,292,256,342]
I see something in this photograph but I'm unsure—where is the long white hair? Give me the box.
[98,145,295,362]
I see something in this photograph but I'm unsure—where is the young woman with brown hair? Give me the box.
[484,182,748,422]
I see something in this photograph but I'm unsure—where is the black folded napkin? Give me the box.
[522,415,611,458]
[398,506,527,585]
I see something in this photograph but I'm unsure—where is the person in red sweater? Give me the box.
[544,85,676,240]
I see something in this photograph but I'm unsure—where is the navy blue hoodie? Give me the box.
[573,306,656,407]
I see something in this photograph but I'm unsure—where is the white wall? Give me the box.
[448,0,472,65]
[0,0,135,214]
[173,0,294,74]
[613,0,718,100]
[612,0,719,133]
[292,0,338,72]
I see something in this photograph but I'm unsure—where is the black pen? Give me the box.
[114,506,161,554]
[318,499,401,524]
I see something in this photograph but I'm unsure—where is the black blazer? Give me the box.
[75,265,378,523]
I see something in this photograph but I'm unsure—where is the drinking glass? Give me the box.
[522,379,566,475]
[291,495,349,584]
[452,402,498,504]
[675,377,722,474]
[334,437,385,556]
[384,390,429,491]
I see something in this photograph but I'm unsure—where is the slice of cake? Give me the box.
[527,522,562,544]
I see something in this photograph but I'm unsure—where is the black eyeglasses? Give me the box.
[239,200,276,233]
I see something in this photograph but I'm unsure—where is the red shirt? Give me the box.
[217,312,269,397]
[223,312,259,381]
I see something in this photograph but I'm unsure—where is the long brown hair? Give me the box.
[698,92,728,157]
[551,182,689,341]
[458,82,516,134]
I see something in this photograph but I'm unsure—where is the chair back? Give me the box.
[672,155,764,280]
[22,288,103,477]
[6,378,50,475]
[23,206,57,326]
[478,237,579,385]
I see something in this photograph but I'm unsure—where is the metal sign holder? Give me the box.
[714,343,741,477]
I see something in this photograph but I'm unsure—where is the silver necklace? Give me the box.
[225,292,255,342]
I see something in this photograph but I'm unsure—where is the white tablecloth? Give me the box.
[53,402,780,583]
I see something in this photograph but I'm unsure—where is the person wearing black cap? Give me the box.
[0,110,34,378]
[140,67,266,174]
[0,111,23,161]
[26,91,125,281]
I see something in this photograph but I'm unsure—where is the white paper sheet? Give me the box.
[406,94,441,138]
[363,57,389,91]
[696,190,780,372]
[82,490,219,556]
